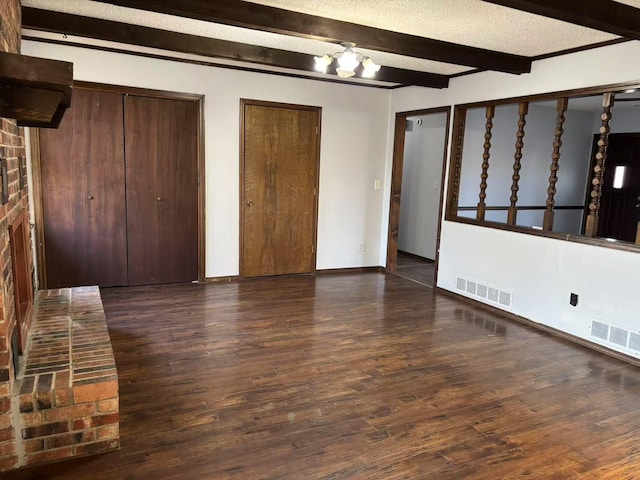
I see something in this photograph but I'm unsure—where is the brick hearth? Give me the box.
[15,287,119,467]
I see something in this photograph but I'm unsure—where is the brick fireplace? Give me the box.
[0,1,31,469]
[0,1,119,472]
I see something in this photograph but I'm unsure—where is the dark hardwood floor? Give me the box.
[394,252,435,286]
[6,273,640,479]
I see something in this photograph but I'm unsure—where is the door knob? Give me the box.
[247,201,253,207]
[156,196,162,201]
[87,195,94,200]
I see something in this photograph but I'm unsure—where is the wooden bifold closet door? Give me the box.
[40,89,128,288]
[124,95,198,286]
[39,87,199,288]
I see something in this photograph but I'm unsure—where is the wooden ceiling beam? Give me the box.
[90,0,531,74]
[483,0,640,40]
[22,8,449,88]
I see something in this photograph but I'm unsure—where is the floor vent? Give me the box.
[590,320,640,355]
[456,277,513,310]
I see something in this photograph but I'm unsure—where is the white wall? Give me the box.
[22,40,390,277]
[387,40,640,359]
[398,113,447,259]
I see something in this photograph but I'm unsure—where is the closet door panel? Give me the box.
[40,88,127,287]
[124,95,198,285]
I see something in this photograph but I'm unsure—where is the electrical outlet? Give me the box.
[358,243,365,252]
[570,293,578,307]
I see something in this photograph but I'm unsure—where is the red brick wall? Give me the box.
[0,0,34,472]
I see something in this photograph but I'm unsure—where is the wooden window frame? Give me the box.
[445,80,640,254]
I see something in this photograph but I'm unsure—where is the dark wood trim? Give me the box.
[29,129,47,290]
[437,286,640,368]
[481,0,640,41]
[385,106,451,280]
[386,114,407,274]
[530,38,632,62]
[446,108,467,217]
[316,266,384,275]
[204,276,240,283]
[238,99,322,279]
[433,109,452,285]
[90,0,531,74]
[457,205,584,211]
[31,82,206,287]
[206,267,382,283]
[453,80,640,111]
[197,94,206,282]
[22,9,449,88]
[23,35,398,90]
[253,38,631,89]
[397,250,435,263]
[73,80,203,102]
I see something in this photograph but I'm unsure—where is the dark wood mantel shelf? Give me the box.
[0,51,73,128]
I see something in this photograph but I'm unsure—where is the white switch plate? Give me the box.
[374,179,381,190]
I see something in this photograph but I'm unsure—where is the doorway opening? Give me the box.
[386,107,451,287]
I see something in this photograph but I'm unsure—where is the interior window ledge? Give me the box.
[444,215,640,254]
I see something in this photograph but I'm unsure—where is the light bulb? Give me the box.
[314,55,331,73]
[336,68,356,78]
[337,48,359,74]
[362,58,381,78]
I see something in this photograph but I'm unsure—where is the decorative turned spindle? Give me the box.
[477,106,495,221]
[507,102,529,225]
[584,92,614,237]
[543,97,568,231]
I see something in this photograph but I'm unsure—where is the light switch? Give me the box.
[374,179,381,190]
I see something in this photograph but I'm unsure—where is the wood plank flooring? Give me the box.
[394,252,435,287]
[6,273,640,479]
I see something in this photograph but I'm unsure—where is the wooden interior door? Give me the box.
[241,101,320,277]
[597,133,640,242]
[40,88,127,287]
[124,95,199,286]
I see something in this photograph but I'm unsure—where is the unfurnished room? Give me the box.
[0,1,639,479]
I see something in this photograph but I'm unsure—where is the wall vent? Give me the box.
[610,327,629,347]
[456,276,513,310]
[499,291,512,307]
[466,281,477,295]
[590,320,609,340]
[629,333,640,351]
[590,319,640,356]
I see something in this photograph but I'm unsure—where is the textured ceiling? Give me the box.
[248,0,619,56]
[20,0,633,85]
[21,0,472,75]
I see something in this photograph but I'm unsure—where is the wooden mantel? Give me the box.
[0,51,73,128]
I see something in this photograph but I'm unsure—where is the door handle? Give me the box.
[87,195,94,200]
[247,201,253,207]
[156,196,162,201]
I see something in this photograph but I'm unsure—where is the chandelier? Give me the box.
[314,42,381,79]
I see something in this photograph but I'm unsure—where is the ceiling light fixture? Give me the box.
[314,42,381,79]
